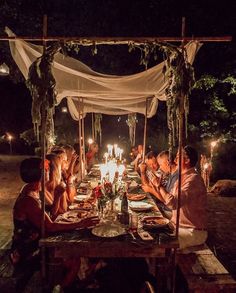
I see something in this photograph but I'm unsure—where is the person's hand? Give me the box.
[71,153,79,164]
[152,174,162,188]
[54,183,66,198]
[139,162,147,173]
[78,216,100,228]
[67,174,76,185]
[142,184,152,193]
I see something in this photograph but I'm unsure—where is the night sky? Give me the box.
[0,0,235,154]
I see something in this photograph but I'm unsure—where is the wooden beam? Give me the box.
[0,36,232,43]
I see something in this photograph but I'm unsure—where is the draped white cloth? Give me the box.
[6,27,202,119]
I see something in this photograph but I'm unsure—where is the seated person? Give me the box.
[141,150,177,219]
[62,144,80,180]
[86,142,99,172]
[129,146,138,163]
[156,150,178,192]
[130,144,143,171]
[10,157,99,290]
[139,151,158,185]
[142,146,207,250]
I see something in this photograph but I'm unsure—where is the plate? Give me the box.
[128,171,138,176]
[129,202,153,211]
[127,174,139,178]
[91,222,126,238]
[142,216,169,228]
[77,187,90,195]
[60,211,82,222]
[127,193,146,201]
[75,194,90,201]
[69,202,93,210]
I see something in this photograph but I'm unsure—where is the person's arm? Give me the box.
[51,191,68,220]
[142,184,166,203]
[24,196,99,234]
[139,163,149,185]
[65,175,76,203]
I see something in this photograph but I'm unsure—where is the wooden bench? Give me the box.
[177,244,236,292]
[0,240,38,293]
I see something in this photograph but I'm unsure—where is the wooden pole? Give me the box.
[78,98,83,180]
[171,16,187,293]
[40,13,47,286]
[142,98,148,161]
[92,113,94,140]
[82,98,86,178]
[0,35,232,43]
[176,17,186,239]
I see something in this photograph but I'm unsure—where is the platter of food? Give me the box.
[69,201,93,210]
[91,221,126,238]
[129,201,153,212]
[141,216,169,229]
[60,211,88,222]
[127,193,146,201]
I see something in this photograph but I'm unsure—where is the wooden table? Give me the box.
[40,166,179,291]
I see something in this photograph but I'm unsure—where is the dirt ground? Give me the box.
[0,155,236,280]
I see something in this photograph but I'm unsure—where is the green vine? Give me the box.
[129,41,195,148]
[26,43,60,148]
[26,40,195,153]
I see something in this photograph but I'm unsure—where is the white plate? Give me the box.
[68,202,93,210]
[128,171,138,176]
[75,194,90,201]
[60,211,81,222]
[127,174,139,178]
[91,223,126,238]
[129,202,153,211]
[142,216,169,228]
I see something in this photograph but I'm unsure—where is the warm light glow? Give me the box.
[211,141,217,148]
[104,152,109,164]
[203,163,209,170]
[107,161,117,183]
[107,144,113,156]
[117,164,125,176]
[8,135,12,141]
[61,107,68,113]
[100,164,108,181]
[0,63,10,76]
[88,138,93,144]
[119,149,123,161]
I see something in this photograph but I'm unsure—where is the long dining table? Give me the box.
[39,164,179,291]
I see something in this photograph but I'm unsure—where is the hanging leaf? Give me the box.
[26,43,60,148]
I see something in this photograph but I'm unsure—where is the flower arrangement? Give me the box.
[93,181,125,212]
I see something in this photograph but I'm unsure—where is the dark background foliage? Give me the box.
[0,0,235,180]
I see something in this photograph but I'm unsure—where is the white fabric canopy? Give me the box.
[6,27,202,119]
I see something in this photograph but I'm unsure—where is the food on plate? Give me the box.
[77,187,89,194]
[127,193,146,201]
[142,216,169,226]
[69,201,93,210]
[77,211,89,218]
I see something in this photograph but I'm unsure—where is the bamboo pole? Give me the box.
[142,98,148,161]
[40,13,47,286]
[171,16,187,293]
[0,35,232,43]
[92,113,94,140]
[78,98,83,180]
[82,98,86,178]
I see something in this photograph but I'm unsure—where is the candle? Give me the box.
[107,144,113,157]
[119,149,123,161]
[108,161,117,183]
[104,152,109,164]
[117,164,125,177]
[100,164,107,181]
[114,144,118,157]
